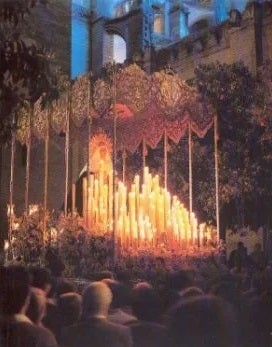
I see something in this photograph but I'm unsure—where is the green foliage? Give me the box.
[193,61,272,228]
[195,61,257,114]
[10,208,114,277]
[0,1,48,27]
[168,135,216,222]
[0,0,69,144]
[11,208,44,264]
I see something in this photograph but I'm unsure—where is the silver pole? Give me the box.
[25,134,31,215]
[9,116,16,247]
[87,76,92,226]
[188,121,193,220]
[64,94,70,217]
[164,130,168,190]
[113,66,117,262]
[43,109,49,246]
[214,115,220,242]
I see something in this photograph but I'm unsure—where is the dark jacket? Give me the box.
[128,321,172,347]
[0,317,58,347]
[60,317,132,347]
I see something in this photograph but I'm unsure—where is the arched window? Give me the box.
[103,32,127,65]
[154,12,165,34]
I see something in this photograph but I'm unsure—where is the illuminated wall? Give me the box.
[71,0,90,79]
[71,0,253,78]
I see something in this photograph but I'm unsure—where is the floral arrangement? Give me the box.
[10,204,46,264]
[8,206,114,277]
[8,205,220,279]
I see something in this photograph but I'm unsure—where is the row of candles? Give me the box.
[82,161,211,249]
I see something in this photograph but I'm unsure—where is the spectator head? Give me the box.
[251,272,267,294]
[55,279,76,297]
[0,266,30,315]
[168,269,195,292]
[102,279,128,309]
[179,286,204,299]
[82,281,112,318]
[169,295,239,347]
[58,292,82,326]
[254,242,262,252]
[131,282,161,321]
[95,271,114,281]
[29,267,52,295]
[237,241,245,250]
[26,287,47,325]
[210,280,242,307]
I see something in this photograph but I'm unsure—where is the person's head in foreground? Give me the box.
[131,282,162,322]
[169,295,239,347]
[82,281,112,319]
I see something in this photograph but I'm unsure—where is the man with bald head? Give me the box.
[60,281,132,347]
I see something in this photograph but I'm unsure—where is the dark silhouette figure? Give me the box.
[129,282,172,347]
[0,265,57,347]
[169,295,240,347]
[228,241,249,271]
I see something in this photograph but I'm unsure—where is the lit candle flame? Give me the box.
[84,164,202,251]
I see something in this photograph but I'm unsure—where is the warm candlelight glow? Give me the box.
[7,204,14,216]
[13,222,20,230]
[83,163,204,251]
[4,240,9,251]
[29,204,39,216]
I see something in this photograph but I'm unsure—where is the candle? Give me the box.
[83,177,87,223]
[134,175,140,220]
[98,161,103,204]
[124,215,130,246]
[82,164,201,253]
[143,166,149,185]
[89,175,94,223]
[7,204,14,216]
[114,191,119,235]
[109,169,113,226]
[152,175,159,191]
[199,223,205,247]
[129,192,136,231]
[72,183,76,215]
[158,194,165,234]
[94,179,99,221]
[103,184,108,225]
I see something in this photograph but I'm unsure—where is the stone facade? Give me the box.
[149,3,272,78]
[90,9,144,75]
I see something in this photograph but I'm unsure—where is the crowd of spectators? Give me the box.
[1,241,272,347]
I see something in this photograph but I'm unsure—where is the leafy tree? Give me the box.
[0,0,69,247]
[168,131,216,223]
[0,0,69,144]
[194,61,266,230]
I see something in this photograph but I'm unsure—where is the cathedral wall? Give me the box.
[152,4,272,79]
[263,13,272,61]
